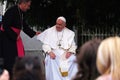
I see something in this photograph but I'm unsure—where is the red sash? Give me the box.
[0,25,4,31]
[0,26,24,57]
[11,27,24,57]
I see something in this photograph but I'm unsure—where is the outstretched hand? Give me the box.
[36,31,41,35]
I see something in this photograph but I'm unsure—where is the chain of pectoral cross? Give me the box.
[57,30,64,47]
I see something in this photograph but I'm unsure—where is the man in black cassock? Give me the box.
[1,0,40,77]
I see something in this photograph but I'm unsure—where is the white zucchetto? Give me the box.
[57,16,66,23]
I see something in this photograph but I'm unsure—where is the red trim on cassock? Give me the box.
[11,27,24,57]
[0,25,24,57]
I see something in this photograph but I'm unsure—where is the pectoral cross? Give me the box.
[58,40,62,47]
[58,43,61,47]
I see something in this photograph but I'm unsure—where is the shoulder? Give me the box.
[4,5,17,15]
[65,27,75,35]
[7,5,17,11]
[41,26,54,35]
[45,26,55,32]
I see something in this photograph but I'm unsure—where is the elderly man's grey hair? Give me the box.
[57,16,66,23]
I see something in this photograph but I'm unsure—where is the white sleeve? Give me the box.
[68,40,77,54]
[68,32,77,54]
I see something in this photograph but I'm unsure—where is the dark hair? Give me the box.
[12,56,44,80]
[17,0,31,4]
[73,38,101,80]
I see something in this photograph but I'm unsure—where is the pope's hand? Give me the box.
[49,51,56,59]
[65,52,72,59]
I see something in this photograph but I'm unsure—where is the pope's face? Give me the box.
[56,19,66,32]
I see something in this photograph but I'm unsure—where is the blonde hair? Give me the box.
[97,36,120,80]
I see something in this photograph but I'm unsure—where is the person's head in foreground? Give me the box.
[12,56,44,80]
[96,36,120,80]
[73,38,101,80]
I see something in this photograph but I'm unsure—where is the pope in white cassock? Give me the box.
[37,16,78,80]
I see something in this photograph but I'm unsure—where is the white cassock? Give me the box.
[37,26,78,80]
